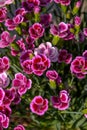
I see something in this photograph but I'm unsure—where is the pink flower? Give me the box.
[29,23,45,39]
[46,70,58,80]
[84,114,87,118]
[54,0,71,6]
[5,87,16,103]
[0,7,7,22]
[0,31,16,48]
[50,22,68,38]
[5,19,16,31]
[0,72,9,88]
[12,73,32,96]
[51,90,70,110]
[70,56,87,79]
[5,15,23,31]
[32,55,50,76]
[16,38,26,51]
[0,0,14,7]
[0,56,10,73]
[0,112,9,129]
[10,47,19,56]
[83,28,87,37]
[16,8,27,16]
[14,124,25,130]
[34,42,58,62]
[50,22,75,40]
[0,88,5,105]
[21,60,33,74]
[0,105,12,117]
[75,0,82,8]
[13,14,24,25]
[74,16,81,26]
[30,96,48,116]
[34,6,40,13]
[58,49,72,64]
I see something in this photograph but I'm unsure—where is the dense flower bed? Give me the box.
[0,0,87,130]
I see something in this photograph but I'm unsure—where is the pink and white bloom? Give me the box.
[0,31,16,48]
[30,96,48,116]
[70,56,87,79]
[50,22,75,40]
[0,56,10,73]
[5,15,23,31]
[12,73,32,96]
[13,14,24,25]
[14,124,25,130]
[32,54,50,76]
[21,60,33,74]
[16,8,27,16]
[5,19,16,31]
[51,90,70,110]
[0,112,9,129]
[0,7,7,22]
[0,0,14,7]
[46,70,58,80]
[54,0,71,6]
[50,22,68,38]
[29,23,45,39]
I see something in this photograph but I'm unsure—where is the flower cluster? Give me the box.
[0,0,87,129]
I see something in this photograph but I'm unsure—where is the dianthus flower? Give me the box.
[12,73,32,96]
[32,54,50,76]
[70,56,87,79]
[29,23,45,39]
[34,42,58,62]
[51,90,70,110]
[54,0,71,6]
[14,124,25,130]
[30,96,48,115]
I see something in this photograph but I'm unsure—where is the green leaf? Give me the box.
[82,109,87,114]
[52,36,60,45]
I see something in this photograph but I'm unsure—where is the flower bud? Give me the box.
[72,0,82,15]
[49,79,56,89]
